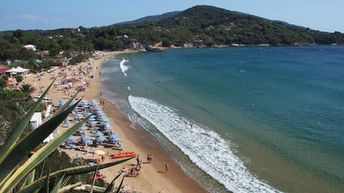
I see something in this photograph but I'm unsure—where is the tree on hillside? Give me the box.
[0,77,7,89]
[14,75,23,84]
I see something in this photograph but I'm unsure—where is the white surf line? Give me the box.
[120,58,129,77]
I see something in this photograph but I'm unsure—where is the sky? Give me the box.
[0,0,343,32]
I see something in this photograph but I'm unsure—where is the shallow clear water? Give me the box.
[102,46,344,193]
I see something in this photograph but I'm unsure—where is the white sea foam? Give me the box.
[127,86,131,91]
[128,95,282,193]
[120,58,129,77]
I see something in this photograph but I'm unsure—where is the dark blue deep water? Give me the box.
[102,46,344,193]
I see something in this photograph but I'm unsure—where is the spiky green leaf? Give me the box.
[17,158,132,193]
[0,79,55,158]
[55,92,79,115]
[45,168,51,193]
[90,165,99,193]
[103,172,122,193]
[20,169,35,190]
[0,108,87,193]
[0,98,81,184]
[50,175,64,193]
[115,177,125,193]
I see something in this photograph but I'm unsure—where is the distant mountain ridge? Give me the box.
[112,5,343,46]
[117,11,181,25]
[1,5,344,64]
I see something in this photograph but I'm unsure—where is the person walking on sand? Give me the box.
[136,155,142,166]
[165,163,169,173]
[147,154,153,162]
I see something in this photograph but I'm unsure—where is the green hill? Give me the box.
[121,5,344,46]
[1,5,344,63]
[117,11,181,25]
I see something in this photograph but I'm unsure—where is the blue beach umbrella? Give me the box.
[89,121,97,127]
[96,136,105,142]
[65,144,76,149]
[108,135,120,142]
[80,135,91,140]
[95,131,104,136]
[66,136,78,144]
[82,139,93,144]
[91,129,97,134]
[104,126,112,131]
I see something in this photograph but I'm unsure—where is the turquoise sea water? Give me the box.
[101,46,344,193]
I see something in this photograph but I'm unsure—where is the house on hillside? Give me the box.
[0,65,11,75]
[72,28,80,33]
[23,44,37,51]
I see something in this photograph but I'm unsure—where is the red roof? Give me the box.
[0,65,11,74]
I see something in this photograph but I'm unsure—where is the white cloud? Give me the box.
[7,14,48,23]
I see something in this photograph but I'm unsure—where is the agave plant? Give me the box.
[0,80,131,193]
[19,84,35,97]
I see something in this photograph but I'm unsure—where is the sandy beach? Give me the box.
[23,50,207,193]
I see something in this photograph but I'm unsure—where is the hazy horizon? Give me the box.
[1,0,344,33]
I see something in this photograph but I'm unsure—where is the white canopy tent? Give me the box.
[6,67,30,74]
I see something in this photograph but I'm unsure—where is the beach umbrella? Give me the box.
[80,126,88,130]
[66,136,78,143]
[94,150,105,156]
[91,100,98,105]
[89,121,97,127]
[65,144,77,149]
[82,139,93,144]
[65,140,74,144]
[68,136,78,140]
[96,136,105,142]
[104,126,112,131]
[100,122,109,126]
[66,138,76,144]
[80,135,91,140]
[91,129,97,134]
[108,135,120,142]
[95,131,104,136]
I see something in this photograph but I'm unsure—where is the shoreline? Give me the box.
[100,97,208,193]
[98,51,208,193]
[24,50,208,193]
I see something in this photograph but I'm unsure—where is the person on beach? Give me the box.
[136,155,142,166]
[165,163,169,173]
[147,154,153,162]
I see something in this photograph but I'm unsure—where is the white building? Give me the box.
[23,44,37,51]
[30,112,42,129]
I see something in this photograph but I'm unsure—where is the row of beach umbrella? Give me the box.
[62,100,121,146]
